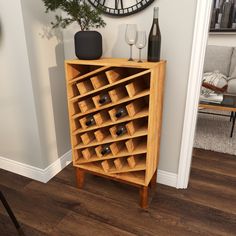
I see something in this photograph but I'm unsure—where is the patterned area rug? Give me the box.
[194,109,236,155]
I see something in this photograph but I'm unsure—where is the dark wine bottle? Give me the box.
[116,125,127,136]
[115,107,128,118]
[101,144,111,156]
[147,7,161,62]
[85,115,95,127]
[99,93,111,105]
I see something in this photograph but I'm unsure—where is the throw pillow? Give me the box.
[201,71,228,96]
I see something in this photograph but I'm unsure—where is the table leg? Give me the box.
[0,191,21,230]
[139,186,148,208]
[76,168,85,188]
[230,111,234,122]
[230,112,236,138]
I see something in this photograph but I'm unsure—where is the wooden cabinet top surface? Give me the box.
[65,58,166,68]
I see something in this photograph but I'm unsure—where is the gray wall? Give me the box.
[63,0,197,174]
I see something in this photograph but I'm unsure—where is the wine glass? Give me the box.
[135,31,147,63]
[125,24,137,61]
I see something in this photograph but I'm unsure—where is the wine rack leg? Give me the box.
[150,170,157,190]
[139,186,148,209]
[76,168,85,188]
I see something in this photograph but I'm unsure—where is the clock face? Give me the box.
[88,0,155,16]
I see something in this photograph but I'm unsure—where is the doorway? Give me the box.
[177,0,214,188]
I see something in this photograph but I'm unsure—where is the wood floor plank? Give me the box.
[1,148,236,236]
[152,189,236,236]
[0,169,32,191]
[193,148,236,163]
[191,155,236,178]
[25,180,204,236]
[190,168,236,197]
[49,211,136,236]
[0,213,47,236]
[0,184,69,234]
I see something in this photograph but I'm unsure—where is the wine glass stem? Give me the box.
[129,45,133,61]
[139,49,142,62]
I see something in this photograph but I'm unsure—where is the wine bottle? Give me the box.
[101,144,111,156]
[147,7,161,62]
[116,125,127,136]
[85,115,95,127]
[99,93,111,105]
[115,107,128,118]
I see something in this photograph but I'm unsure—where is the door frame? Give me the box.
[176,0,213,188]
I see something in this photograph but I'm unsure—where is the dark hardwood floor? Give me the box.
[0,148,235,236]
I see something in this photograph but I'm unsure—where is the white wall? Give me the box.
[20,0,70,168]
[208,34,236,46]
[63,0,197,173]
[0,1,43,167]
[0,0,70,170]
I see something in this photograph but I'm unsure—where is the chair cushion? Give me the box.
[229,48,236,76]
[227,78,236,94]
[204,45,233,76]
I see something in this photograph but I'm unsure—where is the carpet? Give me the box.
[194,109,236,155]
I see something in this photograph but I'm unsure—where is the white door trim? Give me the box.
[177,0,213,188]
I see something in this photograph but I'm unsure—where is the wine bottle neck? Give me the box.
[153,7,159,19]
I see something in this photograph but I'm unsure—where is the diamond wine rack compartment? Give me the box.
[65,58,166,208]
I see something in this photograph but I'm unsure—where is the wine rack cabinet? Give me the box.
[65,58,166,208]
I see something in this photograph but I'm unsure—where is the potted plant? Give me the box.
[42,0,106,59]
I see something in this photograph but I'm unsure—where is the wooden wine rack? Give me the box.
[65,58,166,208]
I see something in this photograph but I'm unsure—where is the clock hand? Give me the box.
[98,0,106,5]
[115,0,124,9]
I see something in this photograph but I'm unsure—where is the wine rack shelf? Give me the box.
[65,58,166,208]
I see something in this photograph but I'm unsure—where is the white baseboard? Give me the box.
[0,151,177,188]
[0,150,72,183]
[157,170,177,188]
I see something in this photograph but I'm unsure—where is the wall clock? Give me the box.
[88,0,155,16]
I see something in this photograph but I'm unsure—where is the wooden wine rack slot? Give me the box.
[79,116,90,130]
[73,107,149,135]
[109,125,118,139]
[76,80,94,95]
[109,124,127,139]
[126,80,147,98]
[126,99,146,117]
[101,160,113,173]
[95,145,103,158]
[108,107,127,122]
[127,155,145,169]
[77,141,147,164]
[81,132,94,145]
[81,148,95,160]
[70,70,151,103]
[93,110,110,126]
[114,158,126,170]
[74,126,147,149]
[90,73,108,89]
[126,119,145,136]
[68,66,109,84]
[125,138,141,153]
[78,99,95,113]
[65,58,166,208]
[92,93,111,108]
[72,90,149,119]
[105,68,124,84]
[108,87,127,103]
[110,142,124,155]
[109,158,146,174]
[94,129,109,142]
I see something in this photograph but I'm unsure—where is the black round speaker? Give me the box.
[74,31,102,60]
